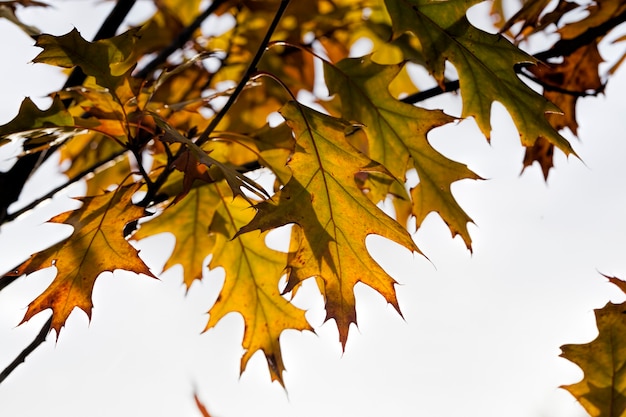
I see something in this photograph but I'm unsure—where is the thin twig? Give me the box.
[196,0,291,147]
[0,0,138,226]
[134,0,229,79]
[2,149,128,223]
[519,68,606,97]
[400,80,461,104]
[534,9,626,61]
[0,316,52,384]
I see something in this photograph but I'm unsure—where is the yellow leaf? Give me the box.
[239,102,418,347]
[135,186,220,288]
[205,181,311,385]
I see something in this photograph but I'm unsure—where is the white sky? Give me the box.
[1,1,626,417]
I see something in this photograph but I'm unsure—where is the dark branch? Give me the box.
[519,68,606,97]
[0,316,52,384]
[134,0,229,80]
[400,80,460,104]
[196,0,291,147]
[1,148,128,224]
[534,9,626,61]
[0,0,138,226]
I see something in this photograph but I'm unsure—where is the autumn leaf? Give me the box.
[383,0,575,155]
[5,184,153,334]
[325,56,479,248]
[531,42,604,135]
[0,95,74,148]
[524,42,604,177]
[560,275,626,417]
[33,27,139,91]
[558,0,626,40]
[239,101,418,347]
[499,0,552,37]
[205,181,311,385]
[194,392,213,417]
[153,114,269,203]
[135,186,219,288]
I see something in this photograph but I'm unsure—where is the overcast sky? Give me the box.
[1,2,626,417]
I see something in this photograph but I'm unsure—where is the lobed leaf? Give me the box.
[6,184,153,335]
[560,275,626,417]
[239,101,418,347]
[383,0,575,155]
[33,28,139,91]
[325,56,479,248]
[204,181,311,385]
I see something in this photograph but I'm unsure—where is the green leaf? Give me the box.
[383,0,575,154]
[33,28,139,90]
[0,95,74,148]
[325,56,479,249]
[560,275,626,417]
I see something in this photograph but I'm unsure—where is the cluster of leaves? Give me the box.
[0,0,625,402]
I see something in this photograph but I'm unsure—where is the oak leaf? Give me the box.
[560,275,626,417]
[325,57,478,248]
[558,0,626,40]
[6,184,153,334]
[0,95,74,148]
[205,181,311,385]
[383,0,575,155]
[33,28,139,91]
[239,102,418,347]
[135,186,219,288]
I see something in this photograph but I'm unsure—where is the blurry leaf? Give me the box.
[0,3,43,37]
[499,0,552,38]
[0,96,73,147]
[33,28,140,91]
[194,392,213,417]
[524,41,603,177]
[559,0,626,40]
[531,42,604,135]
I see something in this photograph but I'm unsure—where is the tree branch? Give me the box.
[0,316,52,384]
[134,0,229,79]
[1,148,127,224]
[400,80,460,104]
[0,0,138,226]
[534,9,626,61]
[196,0,291,147]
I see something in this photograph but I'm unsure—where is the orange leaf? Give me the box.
[8,184,153,335]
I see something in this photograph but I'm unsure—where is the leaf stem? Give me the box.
[195,0,291,147]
